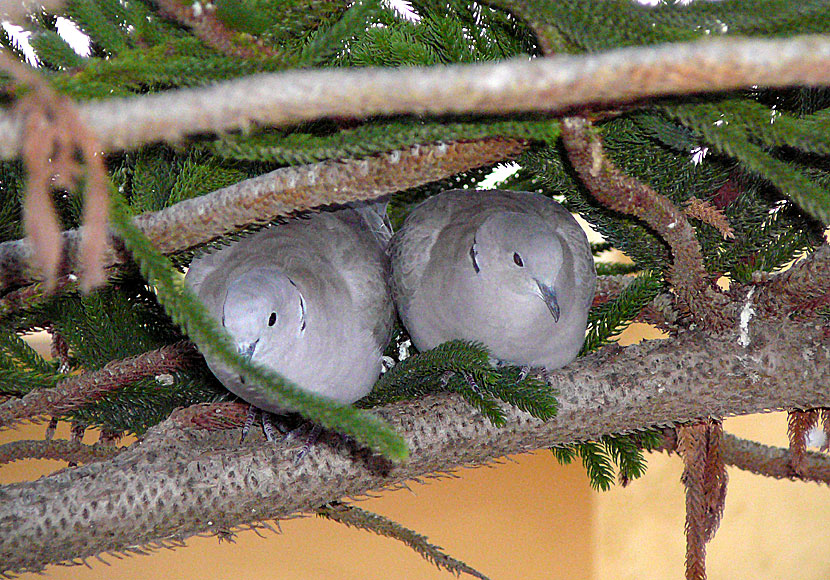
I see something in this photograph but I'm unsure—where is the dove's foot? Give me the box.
[240,405,260,442]
[240,405,293,443]
[287,422,323,464]
[439,369,482,394]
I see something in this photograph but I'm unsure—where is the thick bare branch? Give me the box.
[0,36,830,157]
[0,138,526,292]
[1,318,829,575]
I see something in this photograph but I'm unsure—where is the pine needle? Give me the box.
[319,502,492,580]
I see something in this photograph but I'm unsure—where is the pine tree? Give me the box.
[0,1,829,578]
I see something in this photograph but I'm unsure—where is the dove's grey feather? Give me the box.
[389,189,596,370]
[186,204,395,411]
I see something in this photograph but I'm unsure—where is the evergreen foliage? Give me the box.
[363,340,557,426]
[0,0,828,497]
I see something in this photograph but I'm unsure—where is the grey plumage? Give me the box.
[185,203,395,411]
[389,189,596,370]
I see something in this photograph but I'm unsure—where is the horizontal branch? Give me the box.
[0,138,525,292]
[721,433,830,485]
[1,317,829,574]
[1,36,830,157]
[0,438,122,466]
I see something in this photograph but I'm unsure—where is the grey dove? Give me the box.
[389,189,596,371]
[185,202,395,414]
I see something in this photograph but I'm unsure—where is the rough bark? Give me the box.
[0,138,526,292]
[0,36,830,158]
[1,318,828,575]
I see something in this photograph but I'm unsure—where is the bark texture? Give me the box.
[1,318,828,575]
[0,138,526,292]
[0,36,829,158]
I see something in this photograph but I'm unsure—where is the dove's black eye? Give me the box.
[513,252,524,267]
[268,312,277,326]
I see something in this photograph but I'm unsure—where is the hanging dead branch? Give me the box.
[0,49,109,292]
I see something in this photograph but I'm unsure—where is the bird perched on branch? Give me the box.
[185,202,395,435]
[389,189,595,371]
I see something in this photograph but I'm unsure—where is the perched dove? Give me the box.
[185,202,395,415]
[389,189,596,371]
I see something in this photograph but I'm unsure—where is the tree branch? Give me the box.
[0,341,199,430]
[0,438,122,466]
[722,433,830,485]
[1,318,829,575]
[560,116,733,330]
[754,244,830,318]
[0,36,830,157]
[0,138,526,292]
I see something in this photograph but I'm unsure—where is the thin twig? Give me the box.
[0,438,122,466]
[0,36,829,157]
[169,401,248,431]
[0,341,199,430]
[560,116,732,330]
[0,138,527,291]
[721,433,830,485]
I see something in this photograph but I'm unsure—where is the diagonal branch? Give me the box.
[319,502,491,580]
[153,0,284,59]
[0,138,526,292]
[560,116,732,330]
[0,341,199,430]
[754,244,830,318]
[1,36,830,158]
[1,318,829,575]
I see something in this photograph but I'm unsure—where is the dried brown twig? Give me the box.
[154,0,283,59]
[677,421,728,580]
[169,401,248,431]
[0,49,109,292]
[684,198,734,240]
[0,341,199,430]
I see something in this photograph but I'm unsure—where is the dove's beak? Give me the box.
[536,281,560,323]
[237,339,259,361]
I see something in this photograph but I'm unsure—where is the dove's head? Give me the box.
[472,211,564,322]
[222,267,306,361]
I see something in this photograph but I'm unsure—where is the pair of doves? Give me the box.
[185,189,596,422]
